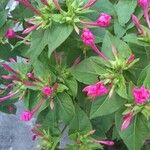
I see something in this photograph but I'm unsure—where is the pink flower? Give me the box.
[20,111,33,121]
[5,29,16,39]
[97,140,114,146]
[138,0,150,28]
[133,86,150,105]
[81,28,95,46]
[83,82,108,98]
[121,112,133,131]
[96,13,112,27]
[42,86,53,97]
[81,28,108,61]
[138,0,149,7]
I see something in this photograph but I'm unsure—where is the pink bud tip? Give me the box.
[81,28,95,46]
[5,29,16,39]
[2,63,19,75]
[96,13,112,27]
[83,82,108,98]
[42,86,53,97]
[73,56,81,66]
[83,0,97,10]
[40,0,49,6]
[20,111,33,121]
[98,140,114,146]
[133,86,150,105]
[22,24,40,34]
[121,112,133,131]
[127,54,135,64]
[32,135,37,141]
[27,73,34,78]
[131,14,145,34]
[1,75,17,80]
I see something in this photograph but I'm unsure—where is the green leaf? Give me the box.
[0,10,8,28]
[65,77,78,98]
[90,92,125,119]
[70,57,107,84]
[114,19,126,38]
[28,24,73,61]
[116,75,128,99]
[56,92,75,123]
[102,31,131,60]
[92,0,115,15]
[92,114,114,138]
[24,90,42,110]
[138,64,150,88]
[115,109,149,150]
[48,24,73,57]
[115,0,137,26]
[123,34,150,47]
[27,29,48,61]
[69,104,92,135]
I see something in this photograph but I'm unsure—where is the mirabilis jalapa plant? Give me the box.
[1,0,150,149]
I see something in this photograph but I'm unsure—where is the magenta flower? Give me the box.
[20,99,45,122]
[81,28,95,46]
[138,0,150,28]
[121,112,133,131]
[81,13,112,28]
[96,13,112,27]
[133,86,150,105]
[81,28,108,61]
[42,86,53,97]
[83,82,108,98]
[5,29,16,39]
[131,14,145,35]
[20,111,33,121]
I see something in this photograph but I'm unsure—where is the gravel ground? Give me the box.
[0,102,37,150]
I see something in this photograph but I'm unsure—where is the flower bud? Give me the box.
[97,140,114,146]
[131,14,145,34]
[20,111,33,121]
[42,86,53,97]
[133,86,150,105]
[121,112,133,131]
[83,82,108,98]
[81,28,95,46]
[5,29,16,39]
[96,13,112,27]
[138,0,149,8]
